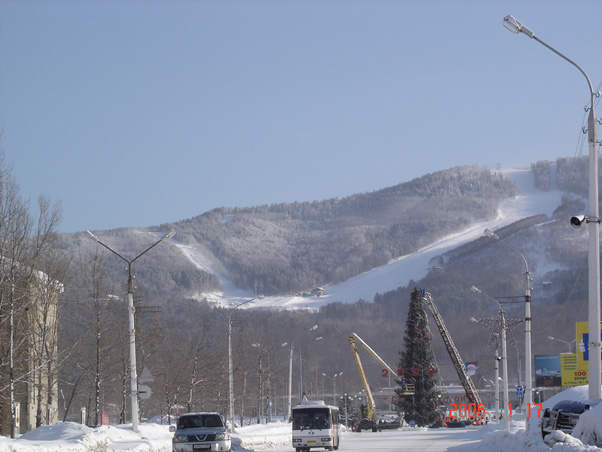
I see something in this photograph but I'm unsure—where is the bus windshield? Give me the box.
[293,407,331,430]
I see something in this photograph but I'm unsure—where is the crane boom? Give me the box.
[349,333,400,383]
[348,333,415,421]
[420,291,482,406]
[348,334,377,420]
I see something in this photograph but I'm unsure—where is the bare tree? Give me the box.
[61,246,126,427]
[0,149,64,436]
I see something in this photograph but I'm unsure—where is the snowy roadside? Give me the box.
[3,386,602,452]
[0,421,292,452]
[473,386,602,452]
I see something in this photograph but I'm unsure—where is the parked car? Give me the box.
[170,412,231,452]
[541,399,601,440]
[356,417,379,432]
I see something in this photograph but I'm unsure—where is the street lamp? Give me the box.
[282,325,320,421]
[548,336,576,354]
[86,229,175,432]
[228,298,255,433]
[342,393,349,427]
[484,228,533,408]
[503,14,601,401]
[469,316,501,423]
[471,286,509,430]
[251,343,265,424]
[321,372,343,406]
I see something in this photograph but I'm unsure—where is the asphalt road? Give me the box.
[262,427,484,452]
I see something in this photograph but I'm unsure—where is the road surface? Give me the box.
[258,427,484,452]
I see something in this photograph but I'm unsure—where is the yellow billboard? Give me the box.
[576,322,602,371]
[561,353,587,386]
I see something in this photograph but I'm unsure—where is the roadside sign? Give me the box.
[516,385,524,399]
[139,384,152,400]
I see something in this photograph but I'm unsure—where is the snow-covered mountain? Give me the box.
[172,167,565,310]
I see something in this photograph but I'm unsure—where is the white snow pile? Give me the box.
[0,421,174,452]
[0,420,295,452]
[473,386,602,452]
[572,401,602,449]
[232,422,291,450]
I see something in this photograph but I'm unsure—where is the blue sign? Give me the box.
[516,385,524,399]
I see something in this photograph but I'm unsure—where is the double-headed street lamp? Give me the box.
[322,372,343,406]
[228,298,255,433]
[86,229,175,432]
[484,228,532,409]
[503,14,601,401]
[471,286,510,431]
[282,325,320,421]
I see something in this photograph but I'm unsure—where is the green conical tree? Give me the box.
[396,288,440,426]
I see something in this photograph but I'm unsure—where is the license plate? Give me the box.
[308,440,316,444]
[193,445,210,450]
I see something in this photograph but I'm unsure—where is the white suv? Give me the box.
[170,413,231,452]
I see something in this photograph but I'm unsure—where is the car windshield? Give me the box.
[177,414,223,429]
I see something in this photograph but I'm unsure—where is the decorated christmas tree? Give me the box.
[396,288,440,426]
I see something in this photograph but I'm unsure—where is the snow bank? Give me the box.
[474,386,602,452]
[232,422,290,450]
[0,421,293,452]
[572,400,602,448]
[0,422,173,452]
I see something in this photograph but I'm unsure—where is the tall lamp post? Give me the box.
[471,287,510,431]
[503,14,601,401]
[86,229,175,432]
[321,372,343,406]
[282,325,320,421]
[228,298,255,433]
[484,228,533,408]
[470,316,501,424]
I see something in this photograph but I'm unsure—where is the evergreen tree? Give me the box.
[396,288,440,426]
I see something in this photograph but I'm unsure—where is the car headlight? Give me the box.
[173,434,188,442]
[215,432,230,441]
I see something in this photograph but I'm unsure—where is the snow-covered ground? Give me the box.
[2,386,601,451]
[172,167,566,309]
[473,385,602,451]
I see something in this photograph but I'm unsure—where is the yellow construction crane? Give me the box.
[348,333,415,429]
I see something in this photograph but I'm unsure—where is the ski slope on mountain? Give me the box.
[173,167,565,310]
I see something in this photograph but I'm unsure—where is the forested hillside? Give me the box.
[163,165,516,295]
[58,165,516,300]
[532,155,595,196]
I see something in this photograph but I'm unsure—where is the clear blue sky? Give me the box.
[1,1,601,233]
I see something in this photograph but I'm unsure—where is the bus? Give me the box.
[292,400,341,452]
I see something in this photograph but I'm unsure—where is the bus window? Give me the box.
[293,408,330,430]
